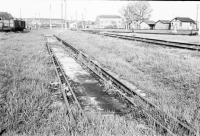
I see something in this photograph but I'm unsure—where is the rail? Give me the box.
[44,35,87,124]
[54,35,197,136]
[82,30,200,51]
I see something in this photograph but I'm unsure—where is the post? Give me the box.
[84,9,87,22]
[76,11,77,23]
[20,8,21,18]
[65,0,67,29]
[197,5,200,35]
[35,13,37,28]
[61,0,63,29]
[50,4,52,29]
[39,10,40,28]
[197,5,199,31]
[82,13,84,29]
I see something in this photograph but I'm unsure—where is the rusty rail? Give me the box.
[54,35,197,136]
[44,35,87,124]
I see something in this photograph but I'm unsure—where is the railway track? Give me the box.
[54,35,197,136]
[82,30,200,51]
[44,35,87,125]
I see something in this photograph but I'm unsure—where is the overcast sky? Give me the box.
[0,0,200,22]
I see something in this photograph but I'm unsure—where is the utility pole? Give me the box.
[84,9,87,21]
[76,11,77,23]
[50,4,52,29]
[64,0,67,29]
[61,0,63,29]
[20,8,21,18]
[39,10,40,28]
[35,13,37,28]
[197,4,200,35]
[82,13,84,29]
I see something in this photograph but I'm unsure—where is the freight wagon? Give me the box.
[0,19,26,31]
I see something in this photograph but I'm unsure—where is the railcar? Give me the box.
[0,19,26,31]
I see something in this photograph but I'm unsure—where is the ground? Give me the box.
[1,28,200,135]
[56,29,200,131]
[0,30,154,136]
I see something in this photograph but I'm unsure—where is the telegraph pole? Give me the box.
[82,13,84,29]
[39,10,40,28]
[197,4,200,35]
[64,0,67,29]
[84,9,87,21]
[50,4,52,29]
[20,8,21,18]
[61,0,63,29]
[76,11,77,23]
[196,5,199,30]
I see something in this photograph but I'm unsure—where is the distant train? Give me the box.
[0,19,26,31]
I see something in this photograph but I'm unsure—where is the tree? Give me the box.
[119,1,153,29]
[0,12,13,20]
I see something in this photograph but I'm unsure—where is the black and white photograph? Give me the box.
[0,0,200,135]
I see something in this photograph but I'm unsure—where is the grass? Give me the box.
[0,30,154,136]
[57,29,200,132]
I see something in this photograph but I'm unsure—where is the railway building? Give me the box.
[154,20,170,30]
[24,18,65,28]
[140,20,155,29]
[95,15,123,29]
[170,17,196,30]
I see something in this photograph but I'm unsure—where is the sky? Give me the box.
[0,0,200,22]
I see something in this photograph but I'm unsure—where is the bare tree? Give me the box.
[119,1,153,29]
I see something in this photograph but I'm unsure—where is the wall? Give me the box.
[154,22,169,30]
[170,19,196,30]
[140,22,150,29]
[98,18,122,28]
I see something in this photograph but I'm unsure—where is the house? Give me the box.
[170,17,196,30]
[154,20,170,30]
[69,22,77,28]
[95,15,123,29]
[130,20,140,29]
[140,21,155,29]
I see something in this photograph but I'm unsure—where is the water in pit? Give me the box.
[52,46,129,115]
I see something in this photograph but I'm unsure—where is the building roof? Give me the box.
[98,15,121,19]
[156,20,170,24]
[24,18,64,21]
[141,20,155,25]
[172,17,195,23]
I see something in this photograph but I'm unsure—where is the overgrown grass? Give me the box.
[57,30,200,131]
[0,30,152,136]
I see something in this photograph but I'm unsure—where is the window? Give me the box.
[190,22,192,26]
[180,22,182,26]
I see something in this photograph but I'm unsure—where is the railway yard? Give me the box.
[1,29,200,136]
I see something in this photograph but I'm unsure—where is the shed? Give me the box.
[140,21,155,29]
[170,17,196,30]
[154,20,170,30]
